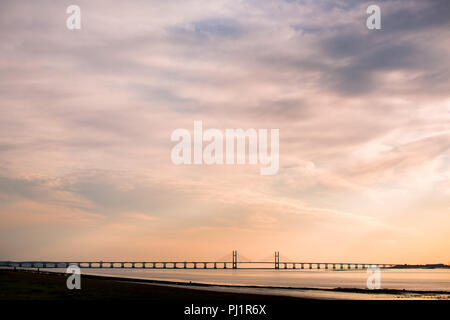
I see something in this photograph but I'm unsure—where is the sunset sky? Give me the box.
[1,0,449,264]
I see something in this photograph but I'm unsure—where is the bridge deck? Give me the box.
[0,261,396,270]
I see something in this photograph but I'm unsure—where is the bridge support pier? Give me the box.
[2,259,396,271]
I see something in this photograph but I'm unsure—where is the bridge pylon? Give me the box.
[232,250,238,269]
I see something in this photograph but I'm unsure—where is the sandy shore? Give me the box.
[1,269,449,301]
[2,269,449,318]
[0,269,305,301]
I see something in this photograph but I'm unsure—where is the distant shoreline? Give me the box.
[390,264,450,269]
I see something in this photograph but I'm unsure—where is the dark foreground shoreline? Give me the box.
[0,269,305,301]
[1,268,449,300]
[1,269,449,318]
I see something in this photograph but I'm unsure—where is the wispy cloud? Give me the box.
[0,0,449,262]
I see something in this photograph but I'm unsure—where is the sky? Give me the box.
[0,0,449,264]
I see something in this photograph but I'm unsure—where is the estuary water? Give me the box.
[43,267,450,299]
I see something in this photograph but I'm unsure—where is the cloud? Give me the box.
[169,18,244,40]
[0,0,449,262]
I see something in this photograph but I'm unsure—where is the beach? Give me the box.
[0,269,302,301]
[1,269,449,301]
[3,268,449,318]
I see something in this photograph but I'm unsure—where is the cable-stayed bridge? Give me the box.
[0,251,397,270]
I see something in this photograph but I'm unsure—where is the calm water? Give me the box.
[46,268,450,294]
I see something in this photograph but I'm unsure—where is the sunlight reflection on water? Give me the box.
[46,268,450,291]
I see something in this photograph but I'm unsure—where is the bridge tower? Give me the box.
[232,250,238,269]
[274,251,280,269]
